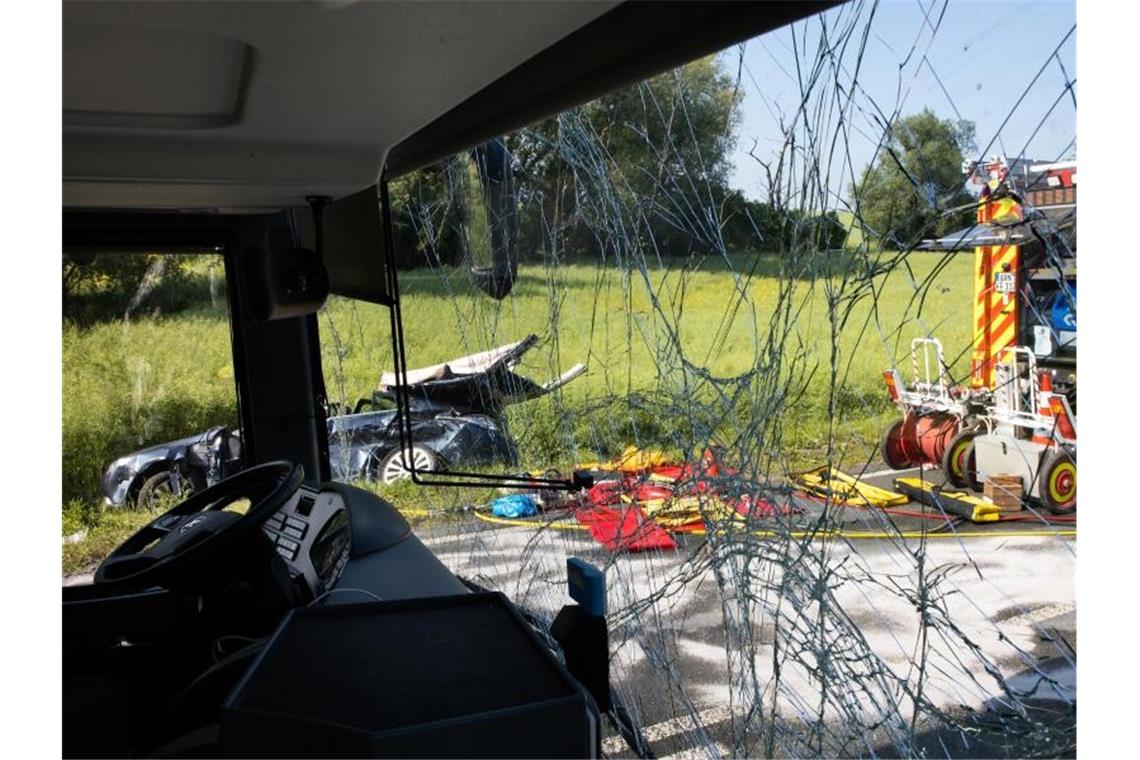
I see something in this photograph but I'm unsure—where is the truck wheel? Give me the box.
[1039,449,1076,515]
[942,429,978,489]
[376,445,439,485]
[880,420,912,470]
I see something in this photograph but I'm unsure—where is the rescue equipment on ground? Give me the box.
[983,474,1024,510]
[963,347,1076,514]
[880,339,989,471]
[576,446,671,473]
[575,505,677,552]
[790,466,908,508]
[490,494,539,518]
[881,161,1077,515]
[893,477,1001,523]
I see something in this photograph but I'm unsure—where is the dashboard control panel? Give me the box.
[263,486,351,596]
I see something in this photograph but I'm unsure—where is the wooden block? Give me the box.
[985,475,1024,511]
[989,474,1023,486]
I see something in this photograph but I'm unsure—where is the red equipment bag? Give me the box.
[576,505,677,552]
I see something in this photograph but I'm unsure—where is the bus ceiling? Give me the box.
[63,1,838,210]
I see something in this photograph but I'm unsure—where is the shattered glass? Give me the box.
[319,2,1077,756]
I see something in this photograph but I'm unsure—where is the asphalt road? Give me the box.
[417,463,1077,758]
[62,462,1076,757]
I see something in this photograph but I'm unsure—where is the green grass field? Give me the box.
[62,251,973,573]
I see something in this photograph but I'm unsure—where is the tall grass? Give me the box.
[62,310,240,504]
[62,251,972,571]
[317,252,974,467]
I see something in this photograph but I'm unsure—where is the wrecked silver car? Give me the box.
[102,335,584,505]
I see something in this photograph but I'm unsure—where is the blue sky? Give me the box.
[724,0,1076,201]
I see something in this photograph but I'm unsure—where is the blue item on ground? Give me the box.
[491,494,539,518]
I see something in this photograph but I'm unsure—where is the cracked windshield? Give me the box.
[63,1,1076,755]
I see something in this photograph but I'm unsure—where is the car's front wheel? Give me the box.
[374,445,439,485]
[134,469,194,509]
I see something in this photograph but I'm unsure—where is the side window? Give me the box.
[62,252,241,576]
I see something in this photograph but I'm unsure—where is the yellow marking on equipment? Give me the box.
[636,494,743,528]
[894,477,1001,523]
[970,240,1020,388]
[576,445,670,472]
[1047,461,1077,503]
[789,466,908,508]
[970,189,1026,388]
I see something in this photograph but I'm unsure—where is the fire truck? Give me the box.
[880,157,1077,513]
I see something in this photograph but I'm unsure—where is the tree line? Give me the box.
[64,58,978,318]
[387,58,976,270]
[388,57,860,270]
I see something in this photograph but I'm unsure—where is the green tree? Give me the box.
[392,55,745,266]
[586,56,741,195]
[851,108,976,249]
[63,253,218,324]
[506,55,743,260]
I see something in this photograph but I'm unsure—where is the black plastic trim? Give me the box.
[63,210,230,252]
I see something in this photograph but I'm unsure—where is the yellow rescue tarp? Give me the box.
[578,445,671,473]
[631,494,741,528]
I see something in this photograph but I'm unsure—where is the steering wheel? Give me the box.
[95,461,303,589]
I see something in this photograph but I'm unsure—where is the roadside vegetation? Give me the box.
[322,252,974,467]
[62,250,972,573]
[62,53,980,573]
